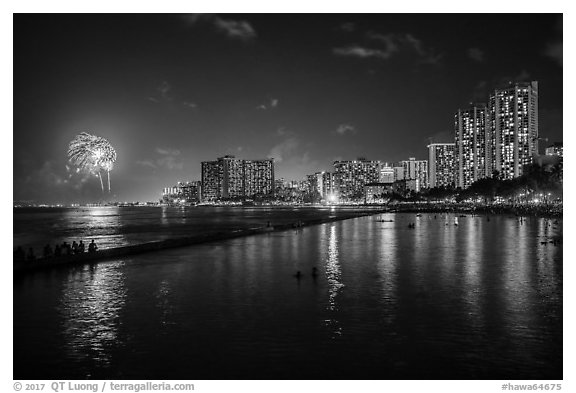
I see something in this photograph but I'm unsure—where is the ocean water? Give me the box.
[13,210,562,379]
[13,206,371,251]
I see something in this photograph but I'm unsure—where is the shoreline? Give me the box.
[13,208,387,274]
[387,203,562,218]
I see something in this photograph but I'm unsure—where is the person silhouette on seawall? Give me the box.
[88,240,98,253]
[14,246,25,262]
[78,240,85,253]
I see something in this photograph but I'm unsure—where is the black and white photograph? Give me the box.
[10,5,567,389]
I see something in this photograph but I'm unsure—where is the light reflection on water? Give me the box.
[324,225,344,338]
[463,217,483,332]
[14,213,562,379]
[58,262,126,376]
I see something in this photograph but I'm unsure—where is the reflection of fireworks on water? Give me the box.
[68,132,117,192]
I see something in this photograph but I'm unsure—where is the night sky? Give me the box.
[13,13,563,203]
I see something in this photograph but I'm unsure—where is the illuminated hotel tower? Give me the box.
[400,157,428,190]
[428,143,455,188]
[201,156,274,201]
[244,159,275,197]
[489,81,538,180]
[455,104,489,189]
[333,158,382,201]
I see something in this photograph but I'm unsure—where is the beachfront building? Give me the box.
[364,182,393,204]
[306,171,336,201]
[400,157,428,191]
[489,81,539,180]
[201,160,224,201]
[428,143,456,188]
[307,172,324,199]
[244,159,275,198]
[333,158,382,202]
[201,156,274,201]
[455,104,489,189]
[221,155,244,198]
[322,172,336,202]
[545,142,563,158]
[380,164,395,184]
[162,181,202,204]
[393,165,404,181]
[285,179,309,194]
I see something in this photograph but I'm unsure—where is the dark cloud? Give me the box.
[148,81,172,103]
[213,17,256,41]
[366,32,399,52]
[158,81,171,100]
[182,101,197,109]
[335,124,356,135]
[335,32,442,65]
[339,22,356,32]
[333,45,395,60]
[468,47,484,62]
[403,33,442,65]
[256,98,280,110]
[181,14,256,41]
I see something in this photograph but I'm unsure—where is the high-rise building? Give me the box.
[334,158,382,201]
[221,155,244,198]
[179,181,202,202]
[307,172,324,198]
[428,143,456,188]
[322,172,336,200]
[244,159,275,197]
[393,165,404,181]
[545,142,563,157]
[455,104,489,188]
[201,160,224,201]
[162,181,202,204]
[400,157,428,191]
[305,171,336,201]
[201,156,274,201]
[379,164,395,184]
[489,81,539,180]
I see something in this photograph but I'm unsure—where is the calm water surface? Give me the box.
[13,213,562,379]
[14,206,370,250]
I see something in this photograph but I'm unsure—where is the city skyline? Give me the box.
[14,14,563,203]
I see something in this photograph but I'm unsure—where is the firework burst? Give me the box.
[68,132,117,192]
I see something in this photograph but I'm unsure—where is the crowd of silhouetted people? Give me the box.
[14,239,98,262]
